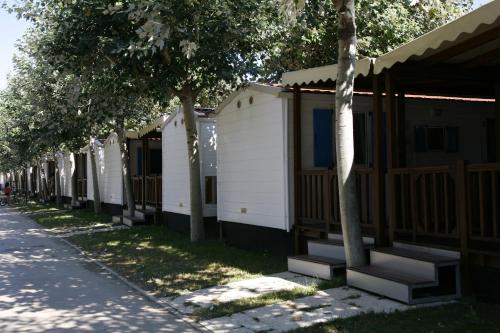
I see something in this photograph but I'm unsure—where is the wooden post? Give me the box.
[496,84,500,162]
[397,90,406,167]
[293,85,302,253]
[372,75,387,246]
[456,159,470,295]
[385,71,398,245]
[142,138,147,211]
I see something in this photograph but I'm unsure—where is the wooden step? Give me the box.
[349,265,437,286]
[370,247,459,281]
[288,255,345,280]
[347,265,437,304]
[308,238,375,261]
[373,247,460,265]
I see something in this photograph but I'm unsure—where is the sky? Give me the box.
[0,0,495,90]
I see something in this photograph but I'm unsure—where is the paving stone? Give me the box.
[200,287,445,333]
[164,273,317,314]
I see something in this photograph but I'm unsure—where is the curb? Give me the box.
[57,236,213,333]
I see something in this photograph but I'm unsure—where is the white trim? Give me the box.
[282,57,373,86]
[373,0,500,74]
[215,83,284,114]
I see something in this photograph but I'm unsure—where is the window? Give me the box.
[313,109,333,168]
[354,113,367,164]
[148,149,162,175]
[205,176,217,204]
[427,127,445,151]
[415,126,459,153]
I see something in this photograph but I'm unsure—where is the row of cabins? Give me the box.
[3,0,500,304]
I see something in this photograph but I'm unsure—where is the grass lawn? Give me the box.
[291,300,500,333]
[191,278,345,321]
[17,201,114,230]
[69,225,287,297]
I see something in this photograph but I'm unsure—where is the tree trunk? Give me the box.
[71,154,78,207]
[54,153,62,206]
[335,0,366,267]
[36,162,44,201]
[90,137,102,214]
[116,126,135,218]
[41,163,50,201]
[179,86,204,242]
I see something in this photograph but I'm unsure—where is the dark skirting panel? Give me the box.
[471,265,500,303]
[162,211,219,239]
[101,202,125,216]
[220,220,293,256]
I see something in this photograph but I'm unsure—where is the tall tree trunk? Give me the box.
[90,137,102,214]
[36,162,44,201]
[116,125,135,218]
[41,162,50,201]
[179,86,204,242]
[54,153,62,206]
[335,0,366,267]
[71,154,78,207]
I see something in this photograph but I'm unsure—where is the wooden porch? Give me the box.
[75,153,87,201]
[128,120,163,213]
[288,4,500,298]
[132,175,162,209]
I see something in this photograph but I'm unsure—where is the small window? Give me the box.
[427,127,445,151]
[205,176,217,204]
[354,113,367,164]
[414,126,459,153]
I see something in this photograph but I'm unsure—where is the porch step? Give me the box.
[347,246,461,305]
[112,215,122,223]
[122,215,147,227]
[308,239,374,261]
[123,209,155,221]
[370,247,460,281]
[287,255,345,280]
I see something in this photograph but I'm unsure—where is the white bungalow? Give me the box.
[100,132,125,215]
[161,106,218,236]
[81,140,105,211]
[215,82,495,257]
[56,152,75,205]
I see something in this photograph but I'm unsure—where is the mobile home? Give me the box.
[161,107,218,235]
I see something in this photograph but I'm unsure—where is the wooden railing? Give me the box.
[146,176,162,208]
[465,163,500,243]
[389,166,457,242]
[132,176,143,205]
[298,167,373,234]
[132,175,162,208]
[389,161,500,253]
[77,178,87,199]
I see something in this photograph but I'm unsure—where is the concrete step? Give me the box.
[122,215,147,227]
[287,255,345,280]
[112,215,122,223]
[123,209,155,220]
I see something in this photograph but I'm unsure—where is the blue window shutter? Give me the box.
[313,109,333,167]
[137,147,143,176]
[415,126,427,152]
[446,127,459,153]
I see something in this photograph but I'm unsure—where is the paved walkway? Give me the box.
[200,286,442,333]
[162,272,320,315]
[0,206,200,333]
